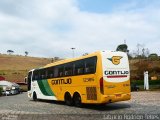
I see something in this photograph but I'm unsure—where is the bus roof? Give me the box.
[43,51,102,68]
[31,50,122,70]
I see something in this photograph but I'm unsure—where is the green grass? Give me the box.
[131,80,160,91]
[131,80,160,85]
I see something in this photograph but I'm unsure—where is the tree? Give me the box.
[25,51,29,56]
[136,43,144,58]
[7,50,14,55]
[148,53,159,60]
[116,44,129,53]
[133,44,150,59]
[145,48,150,57]
[83,53,88,56]
[51,57,60,63]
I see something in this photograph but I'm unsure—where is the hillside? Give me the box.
[129,59,160,80]
[0,54,53,82]
[0,54,160,83]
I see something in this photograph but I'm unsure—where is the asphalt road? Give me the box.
[0,91,160,120]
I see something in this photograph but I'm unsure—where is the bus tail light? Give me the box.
[100,77,104,94]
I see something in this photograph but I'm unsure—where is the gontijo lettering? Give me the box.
[51,78,72,85]
[105,71,129,75]
[104,70,129,78]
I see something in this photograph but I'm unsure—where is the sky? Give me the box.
[0,0,160,58]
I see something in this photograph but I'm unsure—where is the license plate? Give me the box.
[115,94,121,97]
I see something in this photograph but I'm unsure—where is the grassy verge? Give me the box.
[131,80,160,85]
[131,80,160,91]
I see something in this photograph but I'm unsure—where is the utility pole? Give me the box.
[124,39,126,44]
[71,48,75,58]
[144,71,149,90]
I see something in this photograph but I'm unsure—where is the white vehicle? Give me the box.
[0,80,20,95]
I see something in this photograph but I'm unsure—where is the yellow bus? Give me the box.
[27,51,131,106]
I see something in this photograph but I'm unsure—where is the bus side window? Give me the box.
[33,70,39,81]
[35,75,39,80]
[64,63,73,76]
[54,67,59,78]
[75,60,84,75]
[42,70,46,79]
[85,57,97,74]
[77,68,83,74]
[47,67,54,79]
[39,70,46,80]
[58,65,64,77]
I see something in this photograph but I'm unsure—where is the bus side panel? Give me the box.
[47,54,103,104]
[48,74,99,103]
[30,80,57,100]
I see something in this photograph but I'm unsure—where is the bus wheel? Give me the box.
[64,92,73,106]
[73,93,82,107]
[33,92,37,101]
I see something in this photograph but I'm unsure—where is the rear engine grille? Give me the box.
[86,87,97,100]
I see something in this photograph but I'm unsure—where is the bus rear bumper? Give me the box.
[101,93,131,103]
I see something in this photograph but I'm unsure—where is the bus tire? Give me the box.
[73,92,82,107]
[64,92,73,106]
[33,92,37,101]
